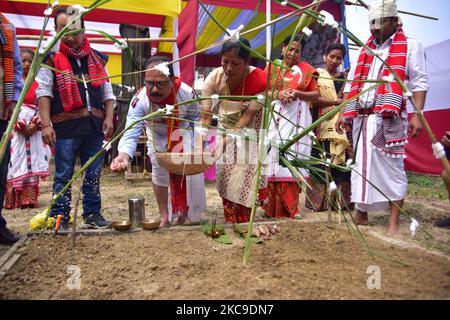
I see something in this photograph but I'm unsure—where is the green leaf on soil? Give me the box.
[215,234,233,244]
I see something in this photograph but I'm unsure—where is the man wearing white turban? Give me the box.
[336,0,429,235]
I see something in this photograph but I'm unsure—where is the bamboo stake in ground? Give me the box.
[71,175,84,249]
[326,167,332,225]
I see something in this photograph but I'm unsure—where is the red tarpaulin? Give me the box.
[405,39,450,175]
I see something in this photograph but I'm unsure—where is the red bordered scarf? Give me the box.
[149,78,189,216]
[53,38,108,112]
[345,28,409,158]
[0,14,15,108]
[344,28,408,119]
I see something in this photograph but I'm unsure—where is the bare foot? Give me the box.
[353,211,369,226]
[159,217,169,228]
[174,214,192,226]
[387,223,400,237]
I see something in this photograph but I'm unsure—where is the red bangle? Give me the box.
[41,123,52,129]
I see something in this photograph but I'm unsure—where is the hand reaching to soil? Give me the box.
[110,153,130,172]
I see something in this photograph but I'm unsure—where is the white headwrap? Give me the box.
[368,0,398,21]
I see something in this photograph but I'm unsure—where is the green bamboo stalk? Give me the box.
[243,0,324,264]
[41,107,165,233]
[243,65,274,265]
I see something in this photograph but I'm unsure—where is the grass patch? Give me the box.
[407,173,447,200]
[408,173,441,187]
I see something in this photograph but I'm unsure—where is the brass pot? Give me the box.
[140,219,160,230]
[112,220,132,231]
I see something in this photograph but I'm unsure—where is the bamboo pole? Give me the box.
[70,174,83,249]
[17,35,177,43]
[79,0,325,85]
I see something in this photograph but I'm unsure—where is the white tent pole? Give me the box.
[172,17,181,77]
[266,0,272,63]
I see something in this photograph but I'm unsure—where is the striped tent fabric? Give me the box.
[159,0,342,56]
[1,0,342,85]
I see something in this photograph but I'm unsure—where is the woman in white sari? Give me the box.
[264,35,319,219]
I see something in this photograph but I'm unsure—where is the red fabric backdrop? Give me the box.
[405,110,450,175]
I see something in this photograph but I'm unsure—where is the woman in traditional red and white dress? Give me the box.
[264,35,319,219]
[4,49,51,209]
[200,38,267,223]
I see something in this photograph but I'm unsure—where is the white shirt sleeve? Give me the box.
[36,67,54,99]
[343,49,360,93]
[117,99,146,159]
[407,39,429,92]
[102,81,116,102]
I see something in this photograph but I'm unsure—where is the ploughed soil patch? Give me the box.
[1,222,449,299]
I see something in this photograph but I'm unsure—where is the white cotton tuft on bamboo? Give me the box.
[410,218,419,236]
[432,142,446,159]
[224,25,244,42]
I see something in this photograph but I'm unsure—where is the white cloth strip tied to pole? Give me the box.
[38,34,59,55]
[302,27,313,37]
[410,218,420,236]
[328,181,337,194]
[291,65,302,76]
[346,159,356,170]
[210,94,220,107]
[308,131,316,145]
[432,142,446,159]
[257,95,265,104]
[44,7,53,16]
[165,105,174,115]
[114,39,128,50]
[382,73,395,93]
[291,65,304,85]
[224,25,244,42]
[319,10,339,28]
